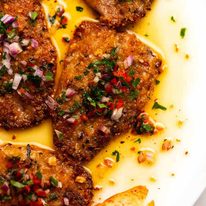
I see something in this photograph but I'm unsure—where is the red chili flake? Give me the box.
[6,161,13,169]
[60,16,68,26]
[121,86,128,92]
[105,83,113,93]
[27,62,35,67]
[80,114,88,122]
[6,27,12,32]
[113,65,119,71]
[32,175,41,185]
[16,170,23,179]
[114,71,132,83]
[116,99,124,109]
[107,102,114,110]
[111,78,118,85]
[24,185,31,193]
[123,73,132,83]
[35,189,47,197]
[73,119,79,126]
[56,6,65,17]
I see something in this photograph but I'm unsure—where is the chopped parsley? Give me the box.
[36,171,42,180]
[155,79,160,85]
[49,14,56,25]
[49,192,58,201]
[129,90,139,100]
[110,47,117,56]
[10,180,25,189]
[170,16,176,22]
[50,176,58,187]
[152,101,167,111]
[180,28,187,39]
[74,75,84,80]
[76,6,84,12]
[56,91,67,104]
[45,71,54,81]
[0,65,7,78]
[62,36,70,42]
[134,138,142,144]
[29,11,38,21]
[132,78,140,87]
[112,150,120,162]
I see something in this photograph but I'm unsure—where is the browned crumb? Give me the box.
[174,44,179,53]
[162,139,173,151]
[185,151,189,155]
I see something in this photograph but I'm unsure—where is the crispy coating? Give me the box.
[0,144,93,206]
[84,0,153,28]
[52,21,163,163]
[0,0,57,129]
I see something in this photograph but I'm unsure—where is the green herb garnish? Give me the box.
[112,150,120,162]
[76,6,84,12]
[180,28,187,39]
[152,101,167,111]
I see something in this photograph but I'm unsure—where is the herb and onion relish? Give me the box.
[56,48,141,124]
[0,144,93,206]
[0,0,57,129]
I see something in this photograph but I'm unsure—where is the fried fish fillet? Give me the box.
[0,0,57,129]
[0,144,93,206]
[97,186,148,206]
[52,21,163,162]
[84,0,153,28]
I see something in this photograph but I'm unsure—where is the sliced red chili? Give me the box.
[35,189,47,197]
[81,114,88,122]
[116,99,124,109]
[24,185,31,193]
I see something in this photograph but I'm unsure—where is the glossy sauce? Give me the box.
[0,0,192,205]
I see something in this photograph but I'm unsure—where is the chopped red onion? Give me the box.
[111,107,123,121]
[12,73,22,90]
[8,42,23,57]
[63,197,69,206]
[22,74,27,81]
[45,96,58,110]
[67,117,76,124]
[31,38,39,48]
[3,42,10,49]
[66,88,76,97]
[99,125,110,135]
[101,96,110,103]
[93,76,100,83]
[1,14,15,24]
[17,89,33,99]
[12,21,18,28]
[58,181,63,188]
[63,114,70,119]
[124,55,134,69]
[54,130,63,139]
[21,39,30,47]
[1,182,9,192]
[11,35,20,43]
[20,60,27,66]
[34,68,43,78]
